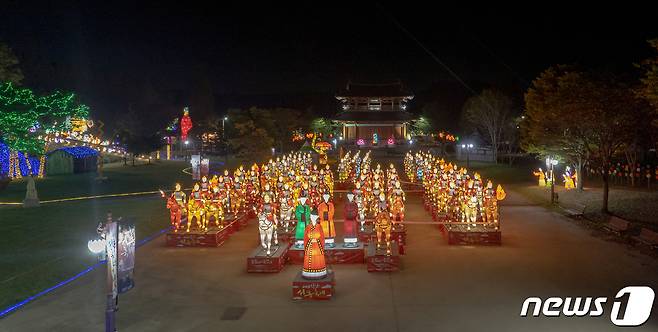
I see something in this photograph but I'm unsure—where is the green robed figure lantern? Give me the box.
[294,196,311,249]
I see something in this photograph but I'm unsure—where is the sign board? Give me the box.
[201,158,209,177]
[191,154,201,180]
[118,220,136,294]
[105,221,118,299]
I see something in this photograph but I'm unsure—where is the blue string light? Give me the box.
[55,146,98,159]
[0,226,171,318]
[0,141,41,177]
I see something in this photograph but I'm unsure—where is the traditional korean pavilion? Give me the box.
[334,81,416,146]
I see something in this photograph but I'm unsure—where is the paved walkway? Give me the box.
[2,188,658,331]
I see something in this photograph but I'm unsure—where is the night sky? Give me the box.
[2,2,658,121]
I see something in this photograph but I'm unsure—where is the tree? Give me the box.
[0,43,23,84]
[408,116,432,136]
[115,103,165,166]
[0,82,89,155]
[461,89,514,163]
[638,39,658,119]
[523,67,653,213]
[309,117,339,138]
[227,107,307,155]
[229,119,274,162]
[523,66,590,191]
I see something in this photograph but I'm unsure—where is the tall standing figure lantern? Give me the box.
[180,107,193,142]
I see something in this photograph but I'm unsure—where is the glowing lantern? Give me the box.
[180,107,193,141]
[356,138,365,146]
[387,136,395,145]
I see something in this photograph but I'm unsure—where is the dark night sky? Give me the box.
[2,2,658,120]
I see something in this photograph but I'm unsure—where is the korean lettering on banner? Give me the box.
[118,220,136,294]
[105,221,118,299]
[191,155,201,180]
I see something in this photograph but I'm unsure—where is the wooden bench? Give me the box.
[561,203,586,218]
[632,228,658,249]
[603,216,631,236]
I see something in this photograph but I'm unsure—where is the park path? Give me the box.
[2,188,658,331]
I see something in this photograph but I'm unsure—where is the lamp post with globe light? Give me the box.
[88,213,118,332]
[461,143,474,168]
[546,157,559,204]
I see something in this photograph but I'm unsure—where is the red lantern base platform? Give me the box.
[165,226,231,247]
[366,242,400,272]
[247,243,290,273]
[225,212,249,231]
[292,270,335,301]
[276,222,297,243]
[446,225,501,245]
[357,224,406,254]
[286,242,365,264]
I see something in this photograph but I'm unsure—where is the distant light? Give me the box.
[461,144,465,148]
[184,140,189,145]
[339,136,343,140]
[409,139,413,144]
[224,117,228,121]
[468,144,473,148]
[332,139,337,145]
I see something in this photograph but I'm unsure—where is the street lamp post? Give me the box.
[461,143,474,168]
[222,116,228,162]
[222,116,228,139]
[546,157,559,204]
[88,213,118,332]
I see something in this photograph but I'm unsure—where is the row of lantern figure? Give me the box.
[533,166,578,190]
[404,152,505,231]
[338,150,406,255]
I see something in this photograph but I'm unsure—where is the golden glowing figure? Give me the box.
[187,183,206,232]
[374,193,392,255]
[533,168,546,187]
[207,186,225,229]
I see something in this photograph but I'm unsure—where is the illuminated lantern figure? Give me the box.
[231,177,245,213]
[318,193,336,247]
[180,107,193,141]
[207,185,225,229]
[563,166,575,190]
[353,182,367,231]
[200,175,209,195]
[496,184,506,201]
[533,168,546,187]
[374,193,393,255]
[343,192,359,248]
[301,213,327,279]
[370,181,383,216]
[279,183,294,231]
[294,197,311,249]
[257,194,278,256]
[164,183,186,231]
[187,183,206,232]
[483,181,498,227]
[323,165,334,195]
[390,181,405,225]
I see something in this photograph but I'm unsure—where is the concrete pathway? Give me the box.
[2,188,658,332]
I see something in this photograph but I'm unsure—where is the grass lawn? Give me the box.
[0,197,168,309]
[0,158,244,310]
[0,161,192,202]
[464,160,658,228]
